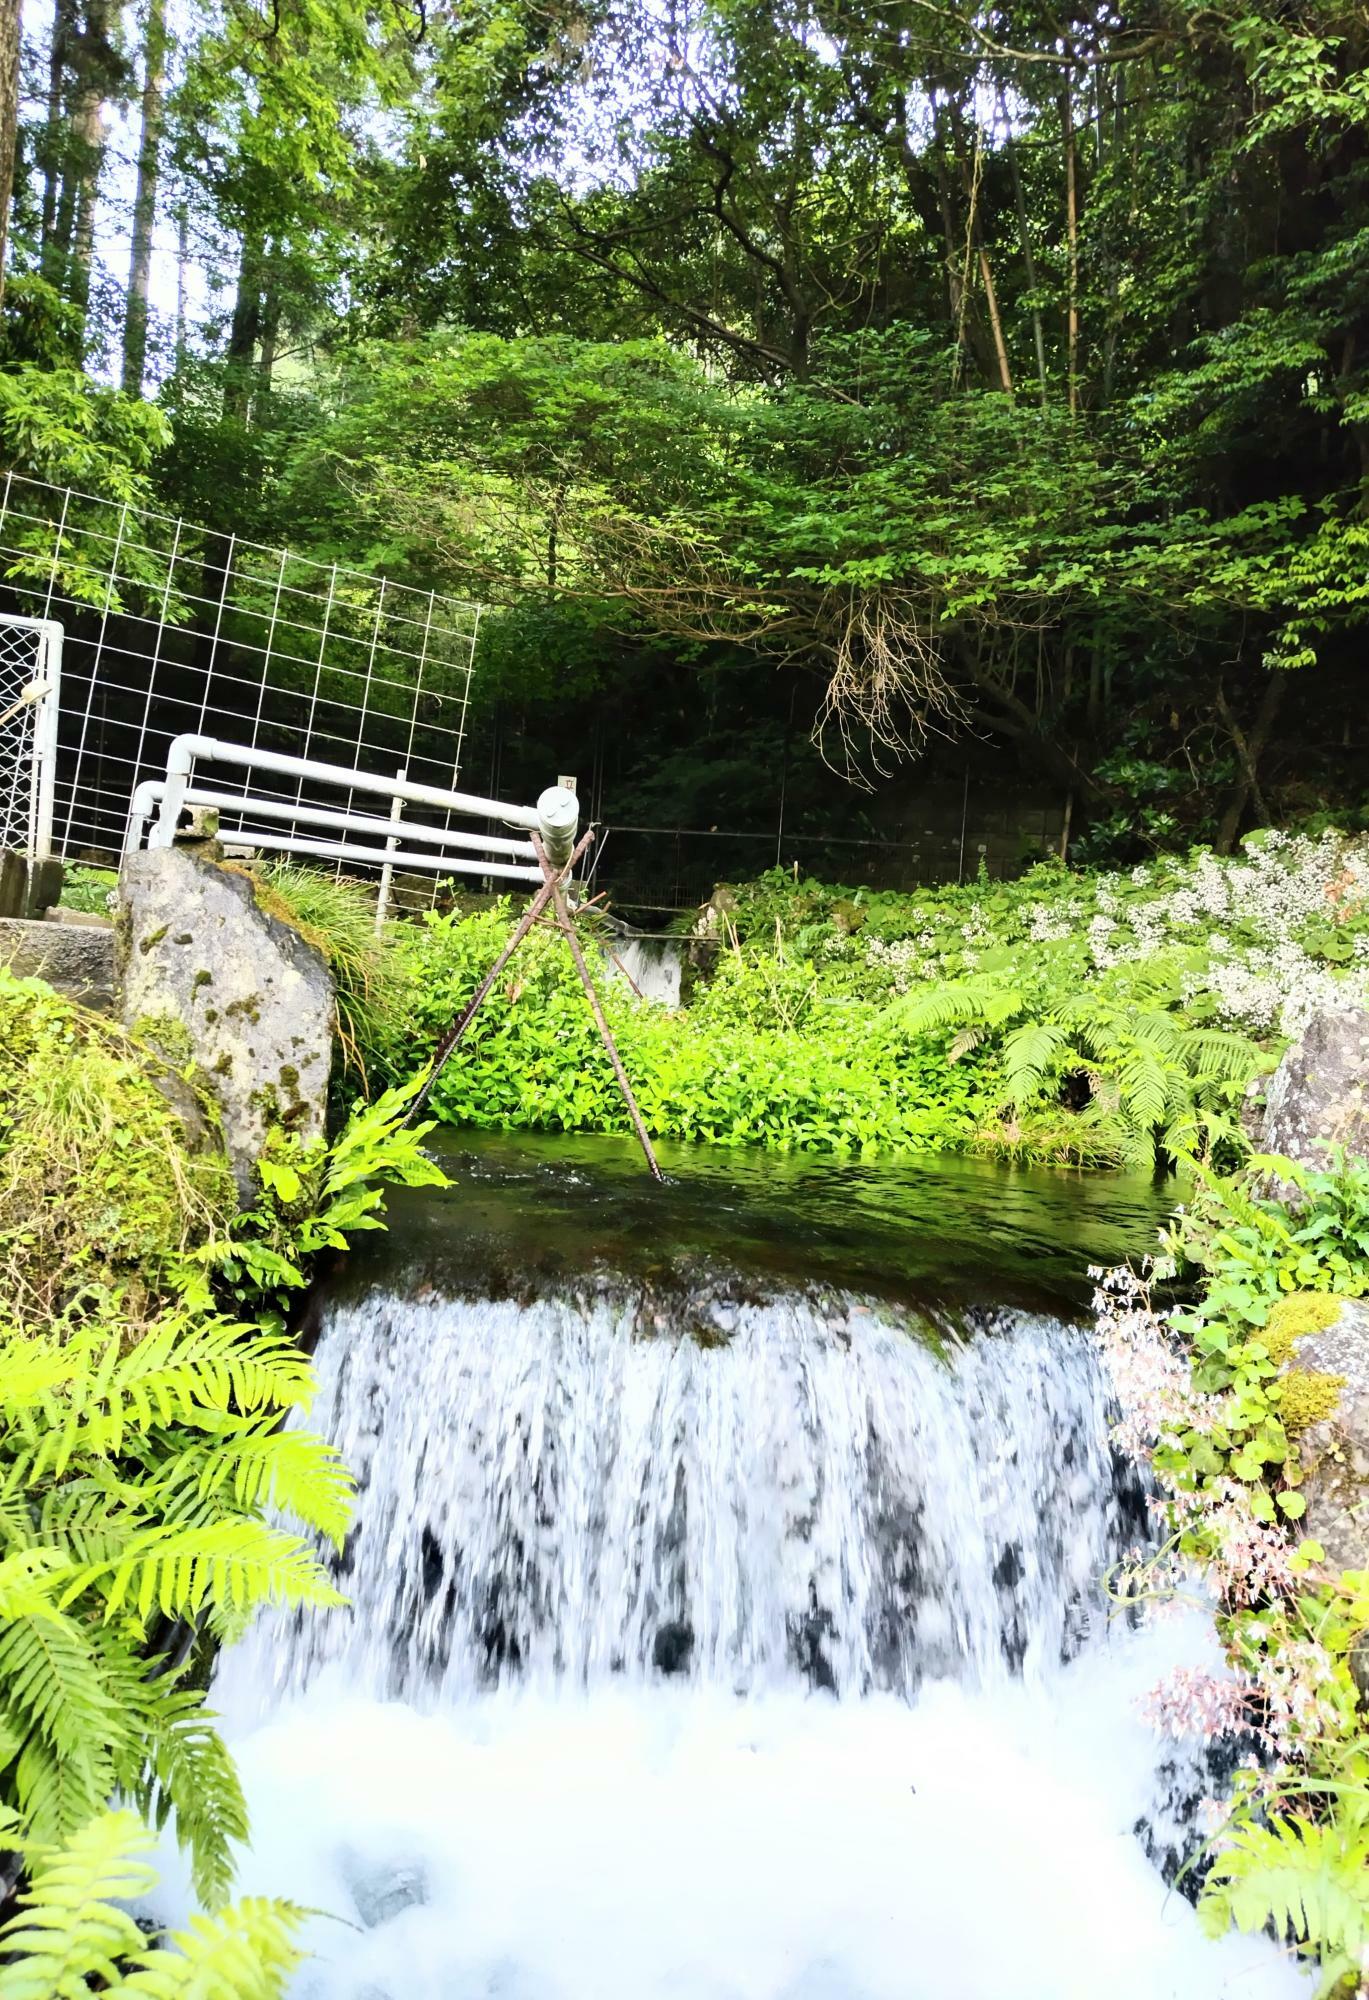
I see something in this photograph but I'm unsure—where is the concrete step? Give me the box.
[0,917,116,1013]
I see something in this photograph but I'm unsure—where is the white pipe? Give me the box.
[145,781,539,861]
[213,828,542,883]
[151,734,577,851]
[375,770,405,935]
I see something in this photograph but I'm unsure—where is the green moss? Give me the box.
[139,924,170,956]
[130,1012,196,1069]
[279,1063,300,1092]
[1278,1368,1348,1433]
[192,969,213,994]
[1264,1292,1344,1367]
[0,971,235,1318]
[212,1052,233,1077]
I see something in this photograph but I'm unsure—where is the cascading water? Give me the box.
[184,1142,1310,2000]
[222,1290,1133,1711]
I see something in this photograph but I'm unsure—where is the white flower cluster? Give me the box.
[1026,901,1077,942]
[1184,945,1369,1039]
[864,935,929,994]
[1085,831,1369,1031]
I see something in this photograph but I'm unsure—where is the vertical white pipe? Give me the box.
[375,766,406,935]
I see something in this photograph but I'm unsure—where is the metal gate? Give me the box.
[0,614,62,861]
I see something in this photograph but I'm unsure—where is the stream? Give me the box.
[172,1137,1311,1997]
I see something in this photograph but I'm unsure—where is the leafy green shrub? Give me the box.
[391,906,987,1153]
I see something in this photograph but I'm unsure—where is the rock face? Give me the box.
[1260,1007,1369,1172]
[1273,1295,1369,1574]
[0,914,116,1012]
[117,847,334,1200]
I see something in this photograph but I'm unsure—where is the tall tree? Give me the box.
[0,0,22,309]
[121,0,167,393]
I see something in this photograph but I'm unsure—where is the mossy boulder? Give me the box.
[1260,1008,1369,1182]
[0,969,236,1321]
[118,847,335,1200]
[1271,1292,1369,1572]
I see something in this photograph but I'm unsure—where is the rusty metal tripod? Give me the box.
[408,825,663,1181]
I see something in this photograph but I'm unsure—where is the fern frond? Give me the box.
[1001,1022,1070,1108]
[134,1690,249,1911]
[62,1518,345,1624]
[1181,1027,1264,1084]
[157,1424,353,1547]
[885,977,1024,1037]
[1200,1815,1369,1961]
[124,1897,307,1999]
[0,1610,118,1760]
[0,1808,153,1998]
[0,1548,72,1618]
[1115,1047,1173,1130]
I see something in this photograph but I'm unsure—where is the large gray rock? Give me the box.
[1274,1296,1369,1576]
[0,914,116,1012]
[117,847,334,1200]
[1260,1007,1369,1171]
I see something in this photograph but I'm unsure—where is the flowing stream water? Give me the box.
[184,1137,1311,1999]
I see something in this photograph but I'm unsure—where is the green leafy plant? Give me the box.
[0,1808,306,1998]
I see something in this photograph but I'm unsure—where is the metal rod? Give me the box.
[407,826,596,1122]
[532,830,663,1182]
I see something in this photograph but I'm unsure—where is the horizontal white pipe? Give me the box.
[160,733,551,834]
[217,830,542,883]
[135,780,538,861]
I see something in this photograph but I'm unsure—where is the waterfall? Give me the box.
[196,1270,1308,2000]
[220,1286,1136,1716]
[606,934,682,1007]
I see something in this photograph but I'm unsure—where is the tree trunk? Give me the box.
[1002,94,1048,407]
[253,264,280,419]
[1059,76,1080,415]
[1215,675,1287,852]
[57,0,120,320]
[121,0,167,395]
[948,98,1013,394]
[174,200,188,364]
[223,228,263,417]
[0,0,23,309]
[39,0,74,260]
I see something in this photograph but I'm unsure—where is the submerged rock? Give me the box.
[339,1850,429,1930]
[117,846,334,1199]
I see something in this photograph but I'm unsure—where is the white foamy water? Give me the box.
[188,1283,1310,1999]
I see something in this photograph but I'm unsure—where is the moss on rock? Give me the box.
[0,969,235,1324]
[1264,1291,1344,1367]
[1278,1368,1349,1433]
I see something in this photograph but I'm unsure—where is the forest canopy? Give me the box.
[1,0,1367,858]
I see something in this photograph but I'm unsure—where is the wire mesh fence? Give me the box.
[588,798,1067,916]
[0,473,480,880]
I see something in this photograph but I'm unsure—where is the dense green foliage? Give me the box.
[1098,1154,1369,1988]
[7,0,1369,851]
[0,969,442,1977]
[377,829,1369,1171]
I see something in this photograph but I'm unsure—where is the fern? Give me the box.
[1200,1815,1369,1976]
[0,1810,154,1999]
[0,1810,305,1999]
[885,969,1263,1168]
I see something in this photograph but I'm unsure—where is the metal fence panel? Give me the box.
[0,473,479,884]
